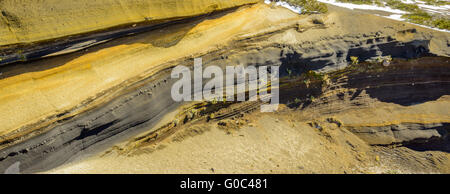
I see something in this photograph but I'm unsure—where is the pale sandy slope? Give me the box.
[47,98,450,174]
[47,112,375,174]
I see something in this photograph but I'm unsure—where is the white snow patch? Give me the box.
[401,0,415,4]
[276,1,303,14]
[264,0,303,14]
[317,0,407,14]
[423,8,445,14]
[317,0,449,33]
[385,14,405,21]
[382,14,450,33]
[418,4,449,10]
[264,0,449,33]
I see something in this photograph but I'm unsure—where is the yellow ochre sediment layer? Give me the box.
[0,3,448,147]
[0,4,301,138]
[0,0,259,46]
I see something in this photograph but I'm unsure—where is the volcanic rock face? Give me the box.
[0,2,449,173]
[288,57,450,146]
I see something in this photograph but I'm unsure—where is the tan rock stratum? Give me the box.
[0,0,258,46]
[0,1,449,174]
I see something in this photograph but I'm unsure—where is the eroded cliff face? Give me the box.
[0,3,449,173]
[0,0,259,46]
[46,56,449,174]
[281,57,450,146]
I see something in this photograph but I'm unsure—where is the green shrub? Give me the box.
[398,5,449,30]
[385,0,420,12]
[284,0,328,14]
[421,0,450,5]
[337,0,374,5]
[332,0,449,30]
[401,11,433,25]
[286,68,293,77]
[432,18,450,30]
[336,0,385,7]
[350,56,359,65]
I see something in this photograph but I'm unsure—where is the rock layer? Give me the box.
[0,4,449,173]
[0,0,259,46]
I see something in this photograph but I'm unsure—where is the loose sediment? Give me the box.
[0,3,449,173]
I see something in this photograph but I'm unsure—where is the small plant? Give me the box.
[421,0,450,6]
[375,155,380,162]
[283,0,328,14]
[375,56,384,64]
[306,70,324,80]
[16,50,27,61]
[172,119,180,127]
[19,54,26,61]
[386,0,420,12]
[337,0,375,5]
[337,0,384,6]
[373,0,384,6]
[211,97,218,105]
[432,18,450,30]
[286,68,293,77]
[401,11,433,26]
[186,109,197,120]
[303,78,311,88]
[382,55,392,67]
[350,56,359,65]
[322,74,331,86]
[294,98,301,104]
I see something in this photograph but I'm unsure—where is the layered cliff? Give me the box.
[0,2,448,173]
